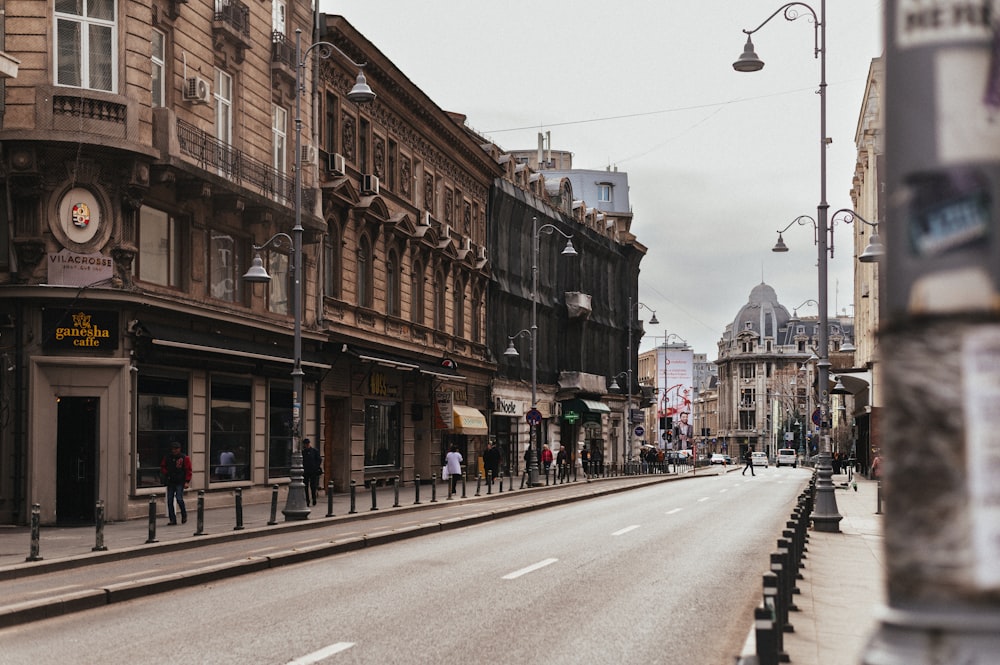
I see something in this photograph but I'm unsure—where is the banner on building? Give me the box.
[433,390,453,430]
[657,347,694,420]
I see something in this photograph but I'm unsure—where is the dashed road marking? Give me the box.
[503,558,559,580]
[612,525,641,536]
[286,642,355,664]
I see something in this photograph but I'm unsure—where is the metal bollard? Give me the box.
[234,487,245,530]
[414,475,421,504]
[476,473,482,497]
[520,471,526,489]
[485,471,492,495]
[461,472,467,498]
[267,485,279,525]
[876,479,883,514]
[327,481,335,517]
[447,473,453,501]
[755,606,779,665]
[145,495,158,544]
[762,572,787,661]
[26,503,43,561]
[93,500,108,551]
[371,481,379,510]
[773,546,799,610]
[394,477,401,507]
[195,491,206,535]
[498,473,504,493]
[349,480,357,514]
[431,474,438,503]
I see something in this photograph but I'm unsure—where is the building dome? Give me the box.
[728,282,791,342]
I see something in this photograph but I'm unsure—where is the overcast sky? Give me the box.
[324,0,885,358]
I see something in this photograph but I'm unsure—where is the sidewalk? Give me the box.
[741,471,886,665]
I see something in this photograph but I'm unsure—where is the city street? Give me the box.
[0,468,812,665]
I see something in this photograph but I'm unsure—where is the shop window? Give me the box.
[364,399,400,469]
[210,376,251,482]
[267,382,293,478]
[136,373,189,489]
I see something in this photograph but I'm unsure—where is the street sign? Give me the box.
[525,408,542,425]
[634,425,645,438]
[563,411,580,424]
[812,407,822,427]
[630,408,645,424]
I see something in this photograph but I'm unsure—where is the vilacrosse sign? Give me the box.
[42,309,119,351]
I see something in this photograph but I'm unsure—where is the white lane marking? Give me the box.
[612,525,641,536]
[502,558,558,580]
[665,508,682,515]
[286,642,355,664]
[698,497,710,502]
[719,488,728,493]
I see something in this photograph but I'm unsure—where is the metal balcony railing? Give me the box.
[214,0,250,38]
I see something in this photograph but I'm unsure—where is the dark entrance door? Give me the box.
[56,396,99,524]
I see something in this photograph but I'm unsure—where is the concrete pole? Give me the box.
[862,3,1000,661]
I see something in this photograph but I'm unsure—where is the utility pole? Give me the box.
[863,4,1000,662]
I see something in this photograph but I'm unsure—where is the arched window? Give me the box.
[433,268,446,330]
[358,235,373,308]
[324,220,342,299]
[386,248,401,318]
[452,274,466,338]
[411,259,425,325]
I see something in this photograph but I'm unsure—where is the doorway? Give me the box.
[56,396,99,524]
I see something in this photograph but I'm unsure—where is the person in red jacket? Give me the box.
[160,441,193,525]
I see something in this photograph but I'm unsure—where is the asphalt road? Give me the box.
[0,468,812,665]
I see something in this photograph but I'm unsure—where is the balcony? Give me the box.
[213,0,252,63]
[271,31,296,87]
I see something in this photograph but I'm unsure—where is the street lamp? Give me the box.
[509,217,576,487]
[773,209,885,262]
[735,0,845,532]
[623,297,658,466]
[243,28,374,521]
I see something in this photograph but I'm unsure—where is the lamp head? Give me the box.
[346,71,376,104]
[242,253,272,283]
[609,377,621,392]
[561,238,578,256]
[772,233,789,253]
[648,312,660,326]
[733,35,764,73]
[858,232,885,263]
[503,340,519,358]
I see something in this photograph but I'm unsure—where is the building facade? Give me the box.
[0,6,498,524]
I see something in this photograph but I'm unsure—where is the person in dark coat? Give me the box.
[160,441,192,525]
[483,440,502,486]
[742,446,756,477]
[302,438,322,506]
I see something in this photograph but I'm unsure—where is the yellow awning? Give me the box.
[452,405,488,435]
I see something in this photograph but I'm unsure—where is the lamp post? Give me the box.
[625,297,658,465]
[505,217,576,486]
[243,28,374,520]
[734,0,846,531]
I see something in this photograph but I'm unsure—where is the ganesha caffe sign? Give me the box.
[42,309,118,351]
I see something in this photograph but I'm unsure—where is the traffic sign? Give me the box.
[634,425,645,438]
[525,408,542,425]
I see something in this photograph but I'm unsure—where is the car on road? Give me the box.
[710,453,728,465]
[751,452,768,467]
[776,448,798,467]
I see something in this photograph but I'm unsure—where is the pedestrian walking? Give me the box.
[556,444,569,482]
[160,441,192,524]
[483,440,501,486]
[541,444,554,476]
[742,446,755,477]
[302,438,322,506]
[445,445,463,493]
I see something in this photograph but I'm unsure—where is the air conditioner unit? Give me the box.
[437,224,452,248]
[183,76,211,104]
[300,144,317,165]
[327,152,346,175]
[421,211,432,227]
[361,174,379,195]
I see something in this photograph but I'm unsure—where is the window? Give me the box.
[364,400,400,469]
[357,236,373,308]
[272,105,287,200]
[597,183,612,203]
[433,269,446,330]
[266,250,289,315]
[739,363,756,379]
[411,259,425,325]
[151,29,165,107]
[209,230,242,302]
[215,68,233,146]
[271,0,286,35]
[452,275,465,338]
[55,0,116,91]
[267,382,293,478]
[135,206,181,287]
[324,92,338,154]
[386,249,400,317]
[324,221,341,299]
[136,373,188,489]
[471,288,482,343]
[210,377,251,483]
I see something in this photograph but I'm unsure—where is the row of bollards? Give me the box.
[22,459,677,561]
[753,474,815,665]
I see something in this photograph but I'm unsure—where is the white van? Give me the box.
[776,448,798,467]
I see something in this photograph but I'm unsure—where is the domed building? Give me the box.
[714,283,855,461]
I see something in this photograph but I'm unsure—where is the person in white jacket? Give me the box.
[445,445,463,494]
